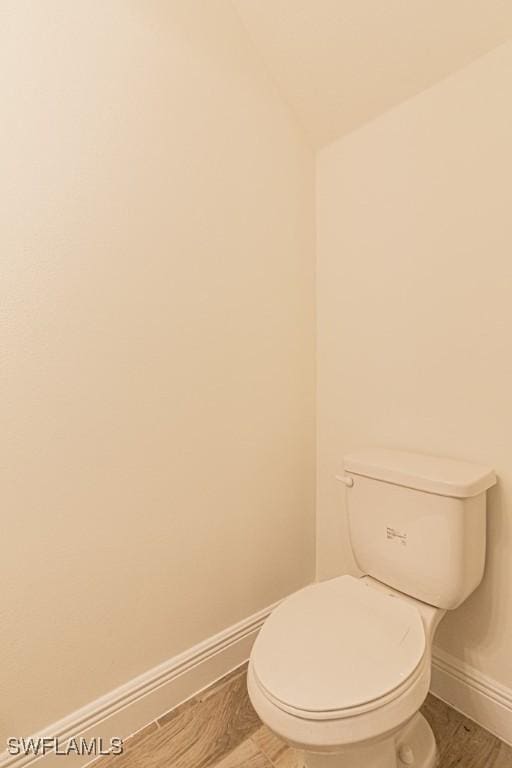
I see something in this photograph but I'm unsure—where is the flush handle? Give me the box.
[335,474,354,487]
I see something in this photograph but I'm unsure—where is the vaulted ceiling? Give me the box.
[232,0,512,146]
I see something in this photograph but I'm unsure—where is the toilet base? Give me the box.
[300,713,437,768]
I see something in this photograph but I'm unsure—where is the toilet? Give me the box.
[248,449,496,768]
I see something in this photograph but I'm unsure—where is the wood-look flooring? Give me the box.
[94,664,512,768]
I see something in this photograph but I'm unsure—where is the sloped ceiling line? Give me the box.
[232,0,512,146]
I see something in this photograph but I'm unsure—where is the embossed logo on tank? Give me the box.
[386,526,408,546]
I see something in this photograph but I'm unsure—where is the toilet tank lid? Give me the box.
[344,449,496,498]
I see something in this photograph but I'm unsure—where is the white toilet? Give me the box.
[248,449,496,768]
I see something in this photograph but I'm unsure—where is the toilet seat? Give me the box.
[251,575,426,719]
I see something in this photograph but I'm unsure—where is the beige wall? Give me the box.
[1,0,315,739]
[317,42,512,688]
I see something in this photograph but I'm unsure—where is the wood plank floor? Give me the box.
[94,664,512,768]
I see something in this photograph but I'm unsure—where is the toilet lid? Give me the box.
[251,575,425,714]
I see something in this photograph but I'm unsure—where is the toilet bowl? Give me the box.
[248,449,496,768]
[248,575,443,768]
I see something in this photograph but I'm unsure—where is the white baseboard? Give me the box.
[431,646,512,747]
[5,607,511,768]
[1,601,278,768]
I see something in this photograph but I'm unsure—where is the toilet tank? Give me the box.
[343,450,496,609]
